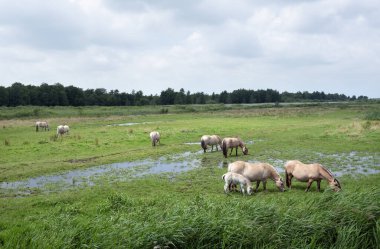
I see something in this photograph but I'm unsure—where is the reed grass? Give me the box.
[0,173,378,248]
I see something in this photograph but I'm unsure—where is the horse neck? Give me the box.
[238,140,245,148]
[319,165,334,182]
[269,167,280,181]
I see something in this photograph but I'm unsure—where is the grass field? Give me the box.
[0,102,379,248]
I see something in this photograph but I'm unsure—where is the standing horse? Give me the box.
[150,131,160,146]
[228,161,284,192]
[284,160,341,192]
[35,121,49,132]
[57,125,69,136]
[200,135,222,153]
[222,137,248,158]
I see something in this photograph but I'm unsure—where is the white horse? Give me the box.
[57,125,69,136]
[284,160,341,192]
[200,135,222,153]
[222,172,253,195]
[222,137,248,158]
[63,125,69,134]
[228,161,284,192]
[150,131,160,146]
[35,121,49,132]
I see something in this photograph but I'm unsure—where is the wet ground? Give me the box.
[1,148,379,196]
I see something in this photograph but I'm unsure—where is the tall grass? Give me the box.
[1,175,378,248]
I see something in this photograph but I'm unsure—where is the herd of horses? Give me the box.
[35,121,69,136]
[35,121,341,193]
[199,134,341,194]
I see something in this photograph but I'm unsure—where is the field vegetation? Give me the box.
[0,102,379,248]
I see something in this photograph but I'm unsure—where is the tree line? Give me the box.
[0,82,368,107]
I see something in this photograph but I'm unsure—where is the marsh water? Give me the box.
[1,149,379,195]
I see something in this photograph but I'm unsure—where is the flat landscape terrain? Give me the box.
[0,102,379,248]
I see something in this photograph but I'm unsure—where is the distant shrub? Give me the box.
[160,108,169,114]
[4,139,10,146]
[33,108,41,116]
[365,111,380,120]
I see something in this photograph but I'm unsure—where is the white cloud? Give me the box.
[0,0,379,98]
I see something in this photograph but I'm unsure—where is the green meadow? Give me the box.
[0,102,379,248]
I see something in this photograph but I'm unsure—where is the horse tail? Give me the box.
[201,139,206,153]
[222,140,227,158]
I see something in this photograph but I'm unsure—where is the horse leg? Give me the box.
[317,180,321,192]
[224,183,229,194]
[255,181,261,192]
[287,173,293,189]
[305,179,314,192]
[241,184,246,195]
[263,181,267,192]
[235,146,238,156]
[229,148,233,156]
[211,145,214,152]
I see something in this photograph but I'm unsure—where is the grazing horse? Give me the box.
[284,160,341,192]
[150,131,160,146]
[200,135,222,153]
[222,137,248,158]
[228,161,284,192]
[35,121,49,132]
[57,125,69,136]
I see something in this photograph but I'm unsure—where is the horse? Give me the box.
[35,121,49,132]
[63,125,69,134]
[228,161,284,192]
[57,125,69,136]
[200,135,222,153]
[222,172,253,195]
[284,160,341,192]
[150,131,160,146]
[222,137,248,158]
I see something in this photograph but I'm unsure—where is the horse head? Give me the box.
[275,178,285,192]
[329,178,341,192]
[242,146,248,155]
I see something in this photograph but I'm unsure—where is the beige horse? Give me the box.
[284,160,341,192]
[35,121,49,132]
[150,131,160,146]
[200,135,222,153]
[228,161,284,192]
[222,137,248,158]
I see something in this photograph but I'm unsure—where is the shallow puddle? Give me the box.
[106,122,154,127]
[0,151,378,195]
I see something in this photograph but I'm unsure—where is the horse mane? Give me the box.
[319,164,335,178]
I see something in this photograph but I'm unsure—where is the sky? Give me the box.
[0,0,379,98]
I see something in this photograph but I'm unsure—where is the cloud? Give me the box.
[0,0,379,98]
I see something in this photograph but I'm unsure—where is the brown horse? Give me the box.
[222,137,248,158]
[284,160,341,192]
[200,135,222,153]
